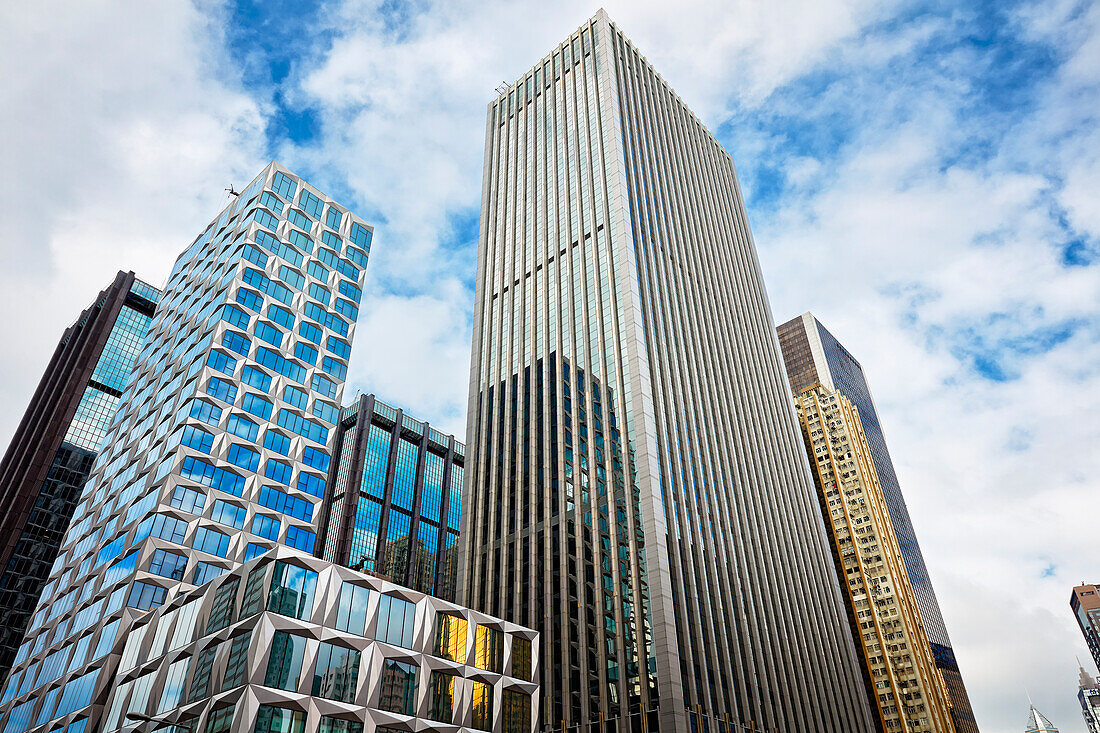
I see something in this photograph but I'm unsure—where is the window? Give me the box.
[210,499,246,530]
[134,514,188,544]
[228,443,260,472]
[149,549,188,581]
[312,642,360,702]
[205,706,236,733]
[193,527,231,558]
[284,526,315,552]
[308,282,330,306]
[502,689,532,733]
[193,562,225,585]
[264,631,307,692]
[221,304,250,330]
[311,373,336,399]
[268,561,318,620]
[245,543,269,561]
[278,410,328,444]
[302,446,330,472]
[265,459,293,485]
[207,376,237,403]
[258,485,314,522]
[326,335,351,359]
[283,385,309,409]
[272,172,297,199]
[299,189,324,218]
[158,657,191,713]
[474,624,504,673]
[512,636,532,681]
[188,645,219,702]
[298,320,323,344]
[243,242,268,268]
[180,456,245,496]
[318,719,360,733]
[253,208,279,232]
[206,350,236,375]
[335,583,370,635]
[428,671,455,724]
[205,577,241,634]
[251,514,280,541]
[221,330,250,356]
[279,265,305,290]
[470,680,493,731]
[255,321,284,348]
[288,208,313,231]
[349,221,372,251]
[170,486,206,514]
[377,659,417,716]
[325,207,343,230]
[222,633,251,690]
[268,304,295,329]
[296,472,326,498]
[294,342,318,365]
[227,414,259,442]
[259,191,284,214]
[254,705,306,733]
[241,365,272,392]
[180,424,214,453]
[242,393,273,420]
[307,260,329,281]
[376,595,415,648]
[264,429,292,455]
[312,400,339,424]
[189,399,222,426]
[333,298,358,322]
[434,613,467,663]
[236,287,264,313]
[338,280,362,304]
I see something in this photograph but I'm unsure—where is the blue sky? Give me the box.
[1,1,1098,729]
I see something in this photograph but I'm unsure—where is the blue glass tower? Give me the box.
[0,162,372,733]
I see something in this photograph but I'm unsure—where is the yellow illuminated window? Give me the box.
[473,624,503,673]
[434,612,467,663]
[471,680,493,731]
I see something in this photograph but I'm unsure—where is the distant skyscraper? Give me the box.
[778,311,979,732]
[0,271,158,679]
[1025,705,1059,733]
[1073,584,1100,673]
[0,162,371,732]
[793,384,957,732]
[460,10,874,732]
[1079,664,1100,733]
[317,393,464,601]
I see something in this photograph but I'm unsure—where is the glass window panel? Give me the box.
[264,632,307,692]
[376,659,417,716]
[335,583,370,636]
[267,561,318,620]
[311,642,361,703]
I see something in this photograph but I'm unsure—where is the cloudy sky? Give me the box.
[1,0,1098,729]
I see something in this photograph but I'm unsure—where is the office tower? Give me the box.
[1073,584,1100,673]
[778,312,979,732]
[317,394,464,601]
[92,546,538,733]
[0,162,371,733]
[794,384,956,732]
[459,10,875,732]
[1025,705,1059,733]
[0,271,159,678]
[1079,664,1100,733]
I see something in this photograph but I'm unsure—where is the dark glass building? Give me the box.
[317,393,463,601]
[460,11,875,732]
[778,311,979,733]
[0,271,159,678]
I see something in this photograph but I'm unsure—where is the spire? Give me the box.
[1025,704,1059,733]
[1081,659,1098,690]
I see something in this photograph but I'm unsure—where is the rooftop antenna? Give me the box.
[225,185,240,198]
[495,81,510,96]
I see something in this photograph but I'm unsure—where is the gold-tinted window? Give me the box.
[473,624,503,673]
[502,689,532,733]
[434,612,467,663]
[471,679,493,731]
[511,636,532,681]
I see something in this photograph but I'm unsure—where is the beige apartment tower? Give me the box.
[794,384,957,732]
[459,9,876,733]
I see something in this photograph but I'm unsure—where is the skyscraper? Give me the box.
[794,384,956,732]
[0,271,159,679]
[1073,584,1100,673]
[317,393,464,601]
[459,10,875,731]
[0,162,371,732]
[1078,664,1100,733]
[777,311,979,732]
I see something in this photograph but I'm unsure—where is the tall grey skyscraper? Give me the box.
[459,11,875,732]
[0,162,371,732]
[777,311,978,732]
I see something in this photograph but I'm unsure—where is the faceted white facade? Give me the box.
[0,162,372,733]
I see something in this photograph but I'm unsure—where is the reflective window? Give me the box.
[187,644,219,703]
[205,576,241,634]
[149,549,188,581]
[241,365,272,392]
[502,689,532,733]
[512,636,532,681]
[267,561,318,620]
[254,705,306,733]
[434,612,467,663]
[204,706,235,733]
[222,633,251,690]
[470,679,493,731]
[285,526,315,552]
[335,583,370,636]
[264,631,307,692]
[318,718,360,733]
[428,671,454,724]
[193,527,231,558]
[211,499,246,530]
[157,658,190,713]
[376,594,415,648]
[312,642,360,702]
[474,624,504,673]
[377,659,417,716]
[252,514,280,541]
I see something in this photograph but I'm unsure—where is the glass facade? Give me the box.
[462,10,874,733]
[0,163,371,733]
[777,312,979,733]
[318,395,464,601]
[0,273,159,680]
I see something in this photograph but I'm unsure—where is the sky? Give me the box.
[0,0,1097,729]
